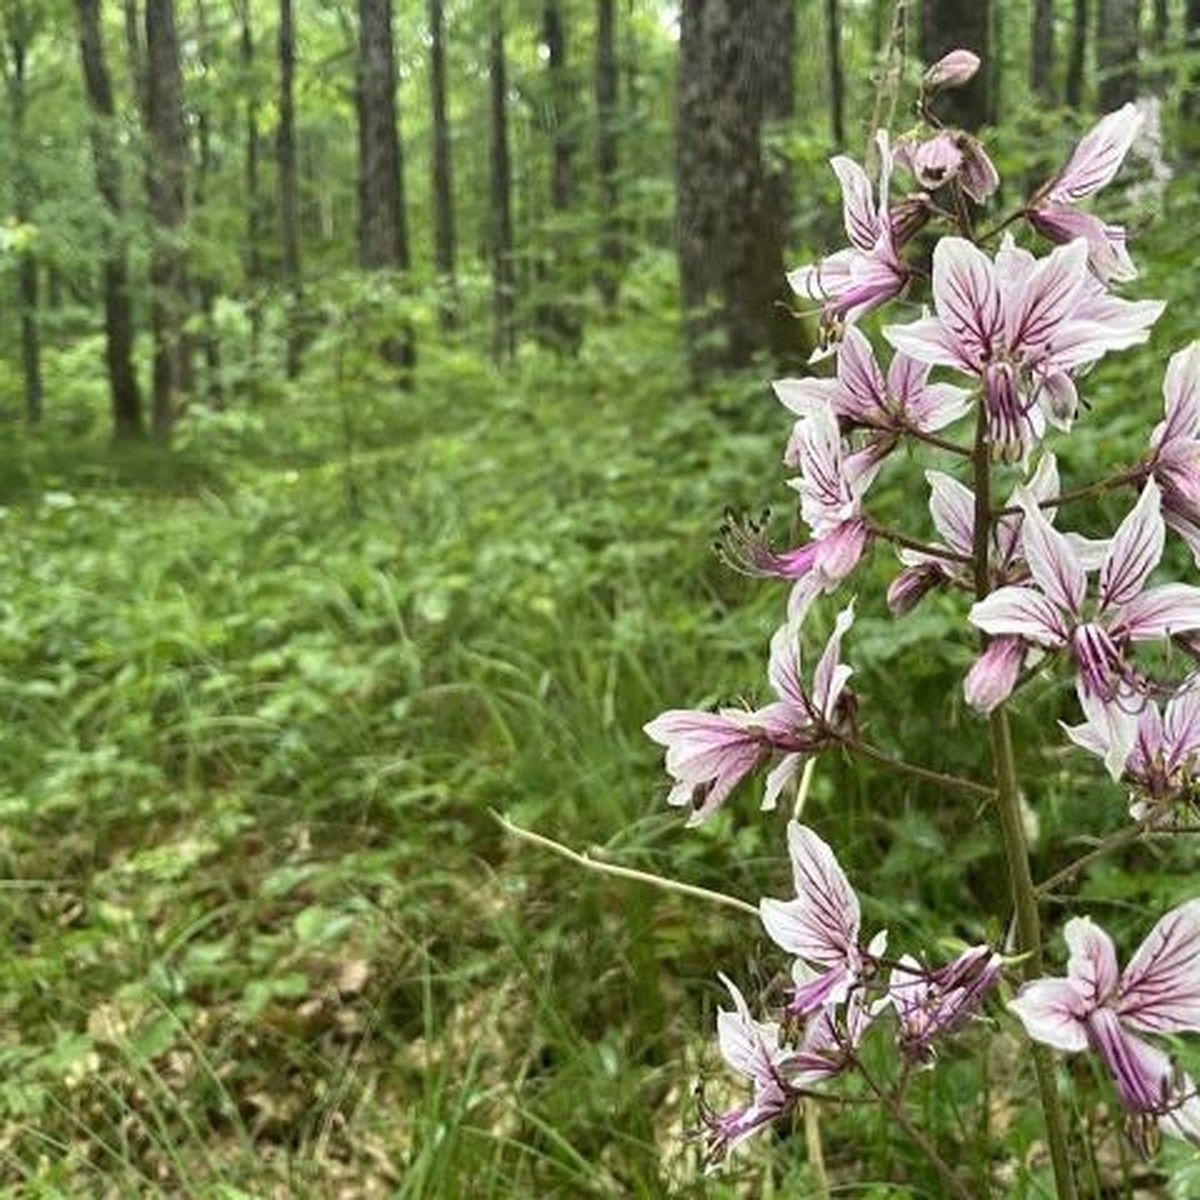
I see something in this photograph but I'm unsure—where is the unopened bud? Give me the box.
[922,49,981,92]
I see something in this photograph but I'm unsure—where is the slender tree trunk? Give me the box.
[193,0,221,404]
[428,0,457,328]
[677,0,794,373]
[144,0,188,437]
[1096,0,1139,109]
[18,255,41,426]
[538,0,580,353]
[489,6,515,361]
[1067,0,1088,105]
[595,0,620,308]
[278,0,301,378]
[1032,0,1056,101]
[76,0,143,438]
[5,25,42,424]
[921,0,991,128]
[826,0,845,149]
[240,0,263,361]
[358,0,415,373]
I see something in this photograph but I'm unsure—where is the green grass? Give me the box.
[2,214,1200,1197]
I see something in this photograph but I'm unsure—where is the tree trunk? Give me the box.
[537,0,581,353]
[595,0,619,308]
[357,0,415,373]
[1032,0,1056,101]
[240,0,263,361]
[278,0,301,378]
[1183,0,1200,122]
[676,0,794,374]
[4,19,42,424]
[193,0,221,404]
[826,0,845,149]
[144,0,188,437]
[1096,0,1139,109]
[428,0,457,328]
[76,0,143,438]
[357,0,406,270]
[1067,0,1088,105]
[921,0,991,128]
[489,7,516,362]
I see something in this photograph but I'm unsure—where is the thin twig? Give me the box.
[869,521,973,564]
[991,465,1148,519]
[846,738,996,799]
[493,811,759,917]
[905,427,975,458]
[1034,822,1150,898]
[857,1059,974,1200]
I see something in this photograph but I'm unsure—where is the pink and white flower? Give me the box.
[888,452,1062,615]
[1011,905,1200,1142]
[644,607,856,825]
[922,48,981,93]
[884,235,1162,461]
[789,134,910,339]
[1027,103,1143,282]
[1065,685,1200,821]
[774,325,971,444]
[760,821,887,1017]
[726,402,879,611]
[888,945,1002,1060]
[701,974,868,1165]
[896,130,999,202]
[968,480,1200,777]
[1148,343,1200,565]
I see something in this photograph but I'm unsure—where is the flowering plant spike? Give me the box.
[633,47,1200,1196]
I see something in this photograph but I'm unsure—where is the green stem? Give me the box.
[972,410,1079,1200]
[857,1059,974,1200]
[845,737,995,800]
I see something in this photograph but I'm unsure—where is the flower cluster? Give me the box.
[642,47,1200,1177]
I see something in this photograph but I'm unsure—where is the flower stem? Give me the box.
[989,709,1079,1200]
[845,737,995,799]
[1034,821,1149,898]
[857,1060,975,1200]
[868,521,973,564]
[492,810,760,917]
[991,464,1148,519]
[973,410,1079,1200]
[906,426,975,458]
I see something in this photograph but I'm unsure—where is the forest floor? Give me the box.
[4,225,1200,1196]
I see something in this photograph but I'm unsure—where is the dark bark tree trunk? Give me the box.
[357,0,415,372]
[76,0,143,438]
[428,0,457,328]
[1032,0,1056,101]
[193,0,222,404]
[676,0,795,374]
[357,0,407,270]
[921,0,991,129]
[144,0,188,437]
[240,0,263,360]
[595,0,620,308]
[1097,0,1139,109]
[489,7,515,362]
[278,0,301,378]
[3,13,42,424]
[537,0,581,353]
[825,0,845,149]
[1067,0,1088,105]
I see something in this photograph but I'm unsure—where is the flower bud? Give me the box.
[922,49,981,92]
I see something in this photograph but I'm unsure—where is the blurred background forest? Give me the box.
[3,0,1200,1196]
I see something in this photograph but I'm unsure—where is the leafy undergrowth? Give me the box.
[3,227,1200,1197]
